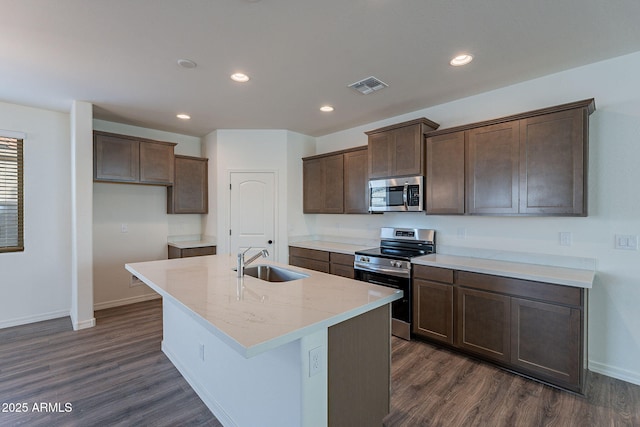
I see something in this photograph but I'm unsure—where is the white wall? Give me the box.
[313,51,640,385]
[0,101,72,328]
[92,120,202,309]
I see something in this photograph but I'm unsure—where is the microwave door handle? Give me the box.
[403,182,408,210]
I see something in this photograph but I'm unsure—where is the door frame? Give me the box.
[226,169,279,262]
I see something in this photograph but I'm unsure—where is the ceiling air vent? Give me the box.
[348,76,388,95]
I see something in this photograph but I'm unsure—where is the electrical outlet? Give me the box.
[309,346,323,377]
[457,227,467,239]
[121,223,128,233]
[559,232,572,246]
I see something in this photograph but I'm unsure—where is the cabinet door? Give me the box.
[323,154,344,213]
[466,121,520,214]
[94,133,139,182]
[139,141,175,185]
[426,131,465,214]
[413,279,454,344]
[511,298,582,390]
[167,156,208,214]
[456,287,511,362]
[344,149,368,213]
[303,158,324,213]
[393,124,423,177]
[368,131,394,179]
[519,108,587,215]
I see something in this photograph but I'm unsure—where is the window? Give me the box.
[0,136,23,252]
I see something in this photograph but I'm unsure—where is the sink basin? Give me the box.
[242,265,309,282]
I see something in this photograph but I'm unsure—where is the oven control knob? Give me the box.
[361,256,369,263]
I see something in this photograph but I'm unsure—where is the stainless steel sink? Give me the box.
[242,265,309,282]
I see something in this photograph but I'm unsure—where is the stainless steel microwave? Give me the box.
[369,176,424,212]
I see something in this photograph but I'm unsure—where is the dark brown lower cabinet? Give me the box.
[511,297,582,388]
[456,287,511,363]
[288,246,330,273]
[412,267,586,393]
[412,265,454,345]
[330,252,355,279]
[168,245,216,259]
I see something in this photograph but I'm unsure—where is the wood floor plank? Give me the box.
[2,300,639,426]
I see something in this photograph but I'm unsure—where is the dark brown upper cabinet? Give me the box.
[366,118,439,179]
[303,146,368,214]
[426,131,465,214]
[519,108,587,215]
[343,147,369,214]
[167,155,208,214]
[466,121,520,215]
[425,99,594,216]
[94,131,176,186]
[303,153,344,214]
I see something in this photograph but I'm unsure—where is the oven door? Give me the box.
[354,269,411,324]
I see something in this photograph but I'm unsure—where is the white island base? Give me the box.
[163,298,391,427]
[126,256,397,427]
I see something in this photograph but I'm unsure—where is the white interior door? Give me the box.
[229,172,276,260]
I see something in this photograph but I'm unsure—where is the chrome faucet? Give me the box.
[237,247,269,277]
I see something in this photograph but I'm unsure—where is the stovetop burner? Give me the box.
[355,227,436,261]
[355,246,430,261]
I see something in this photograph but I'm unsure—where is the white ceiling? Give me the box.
[2,0,640,137]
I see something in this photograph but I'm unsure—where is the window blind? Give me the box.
[0,136,23,252]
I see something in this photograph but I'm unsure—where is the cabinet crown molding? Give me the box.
[426,98,595,138]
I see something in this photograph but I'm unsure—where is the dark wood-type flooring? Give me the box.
[1,299,638,426]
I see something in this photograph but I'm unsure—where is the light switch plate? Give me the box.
[615,234,638,250]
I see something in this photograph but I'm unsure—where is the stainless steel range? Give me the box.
[354,227,436,340]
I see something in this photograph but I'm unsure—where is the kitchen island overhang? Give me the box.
[126,255,401,427]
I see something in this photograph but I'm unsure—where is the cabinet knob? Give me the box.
[268,240,273,244]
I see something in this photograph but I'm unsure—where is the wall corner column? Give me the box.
[70,100,95,330]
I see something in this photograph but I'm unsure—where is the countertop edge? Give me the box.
[125,262,402,359]
[412,255,594,288]
[288,240,372,255]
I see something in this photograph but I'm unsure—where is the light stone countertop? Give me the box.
[167,236,216,249]
[413,253,594,288]
[288,240,374,255]
[125,255,401,358]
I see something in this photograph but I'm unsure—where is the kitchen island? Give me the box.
[125,255,402,427]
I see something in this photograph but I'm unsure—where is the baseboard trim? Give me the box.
[73,317,96,331]
[93,293,161,311]
[589,360,640,386]
[0,309,70,330]
[162,342,237,427]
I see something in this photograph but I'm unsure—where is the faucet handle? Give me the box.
[241,247,252,255]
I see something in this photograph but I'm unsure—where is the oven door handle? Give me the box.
[354,262,410,279]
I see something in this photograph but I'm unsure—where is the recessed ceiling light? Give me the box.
[176,114,191,120]
[320,105,334,112]
[230,73,250,83]
[177,59,197,69]
[450,54,473,66]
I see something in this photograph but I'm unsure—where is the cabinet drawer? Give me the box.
[455,271,582,307]
[289,247,330,262]
[289,256,330,273]
[330,252,355,266]
[413,265,453,283]
[330,264,355,279]
[182,246,216,258]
